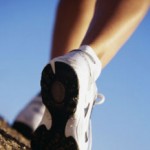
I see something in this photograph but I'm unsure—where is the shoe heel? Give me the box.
[41,62,79,118]
[31,62,79,150]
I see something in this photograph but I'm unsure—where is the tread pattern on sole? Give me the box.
[31,62,79,150]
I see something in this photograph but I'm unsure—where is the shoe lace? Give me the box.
[94,93,105,106]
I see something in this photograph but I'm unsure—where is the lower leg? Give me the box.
[82,0,150,68]
[51,0,96,58]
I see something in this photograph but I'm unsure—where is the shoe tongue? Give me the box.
[79,45,102,81]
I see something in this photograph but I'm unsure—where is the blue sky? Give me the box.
[0,1,150,150]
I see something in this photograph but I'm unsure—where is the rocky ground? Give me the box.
[0,117,31,150]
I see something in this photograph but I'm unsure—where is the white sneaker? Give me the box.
[13,94,45,139]
[31,45,105,150]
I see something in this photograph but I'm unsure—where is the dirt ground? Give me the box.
[0,117,31,150]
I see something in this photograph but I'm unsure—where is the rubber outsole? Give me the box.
[31,62,79,150]
[12,121,32,139]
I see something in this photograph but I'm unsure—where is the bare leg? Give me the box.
[82,0,150,68]
[51,0,149,68]
[51,0,97,58]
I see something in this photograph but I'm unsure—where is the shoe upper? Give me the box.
[14,96,45,131]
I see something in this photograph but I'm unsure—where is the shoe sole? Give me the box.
[31,62,79,150]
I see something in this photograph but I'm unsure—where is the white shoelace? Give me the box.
[94,93,105,105]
